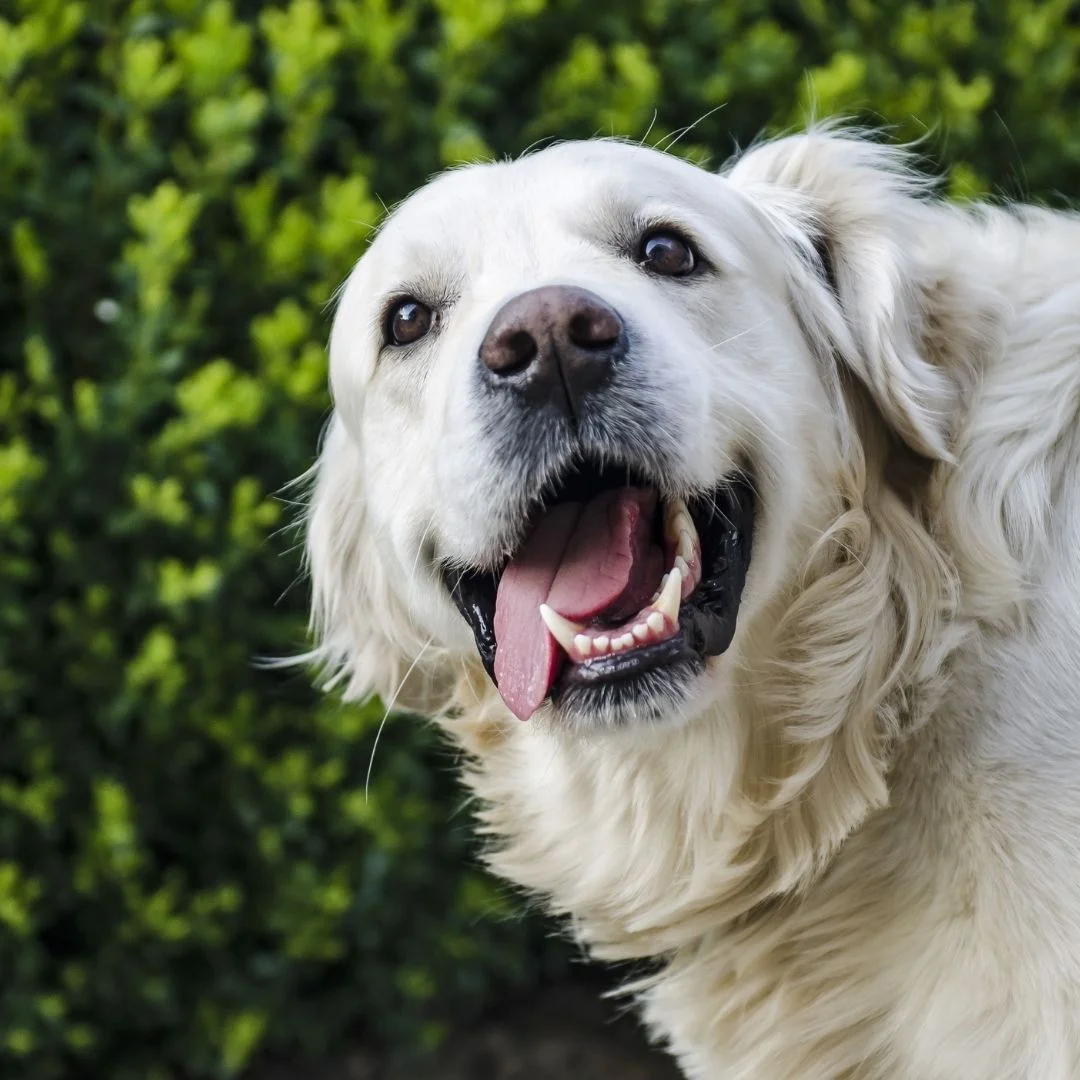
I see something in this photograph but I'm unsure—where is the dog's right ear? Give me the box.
[303,416,441,710]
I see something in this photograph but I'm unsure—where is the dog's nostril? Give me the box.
[484,328,538,376]
[505,330,538,368]
[568,307,622,350]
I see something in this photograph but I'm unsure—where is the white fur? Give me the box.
[302,128,1080,1078]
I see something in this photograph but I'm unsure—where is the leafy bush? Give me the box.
[2,0,1078,1076]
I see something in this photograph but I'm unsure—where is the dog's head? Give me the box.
[305,131,970,747]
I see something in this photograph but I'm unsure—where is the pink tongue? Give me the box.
[493,488,661,721]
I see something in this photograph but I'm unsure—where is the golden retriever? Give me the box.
[301,128,1080,1079]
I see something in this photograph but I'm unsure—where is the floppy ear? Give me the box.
[726,129,964,461]
[303,415,452,712]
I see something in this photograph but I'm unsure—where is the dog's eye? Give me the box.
[638,230,697,277]
[385,298,433,346]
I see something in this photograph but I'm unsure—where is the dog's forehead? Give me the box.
[373,141,714,256]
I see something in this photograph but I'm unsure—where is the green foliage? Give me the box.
[1,0,1078,1076]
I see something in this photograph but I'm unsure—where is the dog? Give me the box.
[301,128,1080,1078]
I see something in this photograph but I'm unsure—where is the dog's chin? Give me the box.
[548,634,706,733]
[443,456,755,734]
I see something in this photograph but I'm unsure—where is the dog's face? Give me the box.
[310,135,957,735]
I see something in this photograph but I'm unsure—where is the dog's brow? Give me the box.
[590,191,660,227]
[376,268,463,312]
[578,192,691,250]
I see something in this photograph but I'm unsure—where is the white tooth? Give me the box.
[593,635,611,653]
[674,555,691,581]
[618,633,636,650]
[539,604,585,654]
[573,634,593,658]
[632,623,650,642]
[646,611,666,634]
[611,636,626,652]
[677,529,696,560]
[655,565,683,623]
[664,498,689,543]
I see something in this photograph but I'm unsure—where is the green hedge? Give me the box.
[2,0,1078,1077]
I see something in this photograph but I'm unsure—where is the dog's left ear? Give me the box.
[302,416,454,714]
[727,130,968,461]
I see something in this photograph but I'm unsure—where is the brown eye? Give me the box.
[639,230,697,276]
[385,298,433,346]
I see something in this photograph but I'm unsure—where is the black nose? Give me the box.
[478,285,625,416]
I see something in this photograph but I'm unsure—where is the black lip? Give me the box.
[679,475,756,657]
[442,469,755,711]
[557,633,694,688]
[446,568,498,682]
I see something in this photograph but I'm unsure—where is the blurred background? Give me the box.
[2,1,1079,1077]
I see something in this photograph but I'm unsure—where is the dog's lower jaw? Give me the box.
[548,646,704,733]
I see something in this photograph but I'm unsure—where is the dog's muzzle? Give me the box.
[440,285,755,727]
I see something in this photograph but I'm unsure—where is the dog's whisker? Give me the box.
[656,105,726,155]
[410,520,438,581]
[639,109,659,148]
[716,411,795,454]
[364,636,435,801]
[705,316,776,354]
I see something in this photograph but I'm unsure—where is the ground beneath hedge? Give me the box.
[254,982,681,1080]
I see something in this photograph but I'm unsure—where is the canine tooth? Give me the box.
[538,604,585,654]
[673,555,690,581]
[655,565,683,623]
[646,611,666,634]
[677,528,696,561]
[677,513,698,551]
[593,635,611,653]
[660,498,686,548]
[632,623,650,642]
[574,634,593,658]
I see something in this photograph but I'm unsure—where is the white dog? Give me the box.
[302,128,1080,1078]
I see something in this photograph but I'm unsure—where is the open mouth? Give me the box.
[443,458,754,723]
